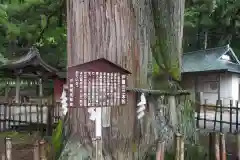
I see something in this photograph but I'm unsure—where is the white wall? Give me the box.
[232,73,239,103]
[182,72,239,107]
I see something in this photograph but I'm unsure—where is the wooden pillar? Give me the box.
[215,133,220,160]
[39,140,46,160]
[236,133,240,160]
[168,96,177,131]
[217,73,221,103]
[33,140,40,160]
[5,137,12,160]
[38,78,44,135]
[39,78,43,99]
[175,133,184,160]
[4,80,8,101]
[15,76,20,103]
[194,75,199,102]
[219,133,226,160]
[209,132,221,160]
[156,141,165,160]
[95,137,103,160]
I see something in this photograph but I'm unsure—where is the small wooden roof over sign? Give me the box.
[68,58,131,74]
[69,58,131,74]
[0,47,58,78]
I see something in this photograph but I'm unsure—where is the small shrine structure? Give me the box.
[0,47,59,103]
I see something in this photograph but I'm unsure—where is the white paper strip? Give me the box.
[137,111,145,119]
[137,105,146,113]
[95,107,102,137]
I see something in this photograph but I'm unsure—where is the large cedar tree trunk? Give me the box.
[61,0,155,160]
[61,0,185,159]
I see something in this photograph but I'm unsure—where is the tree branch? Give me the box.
[35,0,64,43]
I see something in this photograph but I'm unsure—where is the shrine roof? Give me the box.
[68,58,131,74]
[0,47,58,78]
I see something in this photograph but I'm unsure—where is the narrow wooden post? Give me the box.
[209,132,216,160]
[39,78,43,135]
[175,133,184,160]
[5,137,12,160]
[236,133,240,160]
[95,137,103,160]
[156,141,165,160]
[33,140,40,160]
[215,133,220,160]
[39,140,47,160]
[46,105,53,136]
[168,96,177,131]
[219,133,226,160]
[15,76,20,103]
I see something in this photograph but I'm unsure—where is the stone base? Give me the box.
[58,140,91,160]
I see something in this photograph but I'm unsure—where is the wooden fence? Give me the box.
[195,99,240,133]
[1,137,49,160]
[0,103,61,135]
[194,99,240,159]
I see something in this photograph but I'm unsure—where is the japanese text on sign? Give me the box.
[68,71,127,107]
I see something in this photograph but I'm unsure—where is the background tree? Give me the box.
[0,0,67,69]
[184,0,240,52]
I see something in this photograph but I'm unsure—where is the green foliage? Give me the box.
[164,144,207,160]
[184,0,240,52]
[177,98,198,143]
[0,0,66,69]
[51,119,64,159]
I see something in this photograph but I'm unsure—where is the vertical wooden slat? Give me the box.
[24,104,27,122]
[95,137,103,160]
[230,100,233,133]
[40,104,44,135]
[39,140,46,160]
[12,104,15,127]
[204,99,207,129]
[236,101,239,132]
[3,104,7,131]
[220,100,223,133]
[156,141,165,160]
[175,133,184,160]
[195,92,200,128]
[236,133,240,160]
[5,137,12,160]
[219,133,226,160]
[57,105,60,121]
[0,103,2,131]
[30,104,32,124]
[19,104,21,126]
[169,96,177,131]
[217,73,221,101]
[214,100,220,130]
[215,133,220,160]
[46,105,52,136]
[36,104,39,131]
[15,76,20,103]
[209,132,216,160]
[8,104,11,130]
[33,140,40,160]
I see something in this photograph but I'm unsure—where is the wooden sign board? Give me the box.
[67,58,130,107]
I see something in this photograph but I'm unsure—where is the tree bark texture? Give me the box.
[151,0,185,81]
[65,0,155,159]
